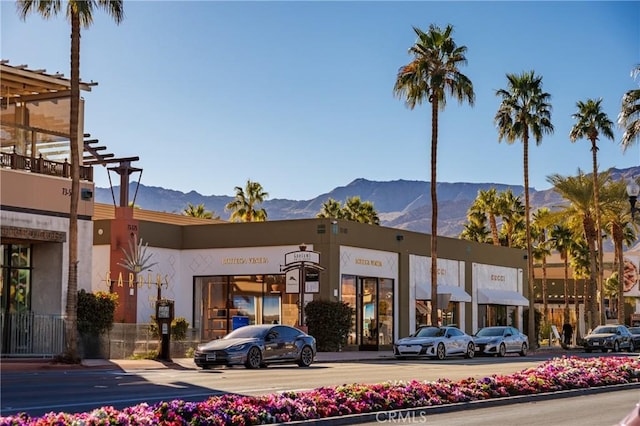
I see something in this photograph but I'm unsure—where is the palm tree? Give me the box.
[183,203,217,219]
[474,188,502,246]
[343,196,380,225]
[549,223,574,323]
[495,70,553,346]
[569,238,590,341]
[548,169,608,332]
[17,0,124,362]
[225,180,269,222]
[601,179,637,324]
[532,208,553,321]
[570,98,615,324]
[394,24,475,325]
[498,189,525,248]
[317,198,344,220]
[620,65,640,151]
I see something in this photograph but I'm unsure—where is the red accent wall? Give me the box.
[110,207,139,323]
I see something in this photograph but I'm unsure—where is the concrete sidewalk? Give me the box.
[1,344,577,372]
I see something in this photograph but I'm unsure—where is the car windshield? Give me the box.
[223,326,266,339]
[475,328,505,337]
[592,326,617,334]
[414,327,444,338]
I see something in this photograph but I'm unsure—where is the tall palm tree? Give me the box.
[548,169,609,332]
[569,238,590,341]
[620,65,640,151]
[601,179,637,324]
[17,0,124,362]
[495,70,553,346]
[183,203,217,219]
[549,223,574,323]
[394,24,475,325]
[225,180,269,222]
[570,98,615,324]
[532,208,553,321]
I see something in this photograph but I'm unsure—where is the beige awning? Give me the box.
[477,288,528,306]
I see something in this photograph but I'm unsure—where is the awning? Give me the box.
[477,288,529,306]
[415,284,471,302]
[437,284,471,302]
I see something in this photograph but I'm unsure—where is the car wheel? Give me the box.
[436,343,446,360]
[464,342,475,359]
[614,341,620,352]
[297,345,314,367]
[630,341,636,353]
[201,365,211,370]
[519,343,528,357]
[244,347,262,369]
[498,343,506,357]
[602,348,609,353]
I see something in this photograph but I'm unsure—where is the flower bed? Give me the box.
[2,356,639,426]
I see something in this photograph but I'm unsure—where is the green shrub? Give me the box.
[305,300,353,351]
[149,316,190,341]
[77,290,118,335]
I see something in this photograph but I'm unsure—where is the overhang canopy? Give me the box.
[415,284,472,302]
[477,288,528,306]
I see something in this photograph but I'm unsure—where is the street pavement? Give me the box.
[0,343,579,372]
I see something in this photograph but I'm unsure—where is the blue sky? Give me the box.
[2,1,639,201]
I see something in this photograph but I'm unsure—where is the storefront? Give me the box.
[409,255,471,332]
[472,263,528,331]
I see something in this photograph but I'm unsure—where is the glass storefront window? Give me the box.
[415,300,459,327]
[195,274,297,341]
[1,244,32,314]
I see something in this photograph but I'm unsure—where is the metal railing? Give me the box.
[0,312,65,357]
[0,150,93,181]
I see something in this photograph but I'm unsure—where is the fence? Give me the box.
[0,312,65,358]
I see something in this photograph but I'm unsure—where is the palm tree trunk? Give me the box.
[65,12,81,361]
[523,133,535,347]
[542,258,549,320]
[574,278,581,342]
[592,141,605,325]
[430,100,439,326]
[586,219,598,332]
[563,257,569,322]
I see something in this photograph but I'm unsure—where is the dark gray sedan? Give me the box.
[194,324,317,369]
[473,326,528,357]
[583,324,635,353]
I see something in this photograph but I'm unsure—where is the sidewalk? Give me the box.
[1,344,577,372]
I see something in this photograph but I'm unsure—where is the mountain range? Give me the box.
[94,166,640,238]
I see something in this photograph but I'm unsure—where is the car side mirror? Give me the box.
[505,333,512,337]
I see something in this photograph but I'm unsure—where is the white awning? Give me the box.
[477,288,529,306]
[438,284,471,302]
[415,284,471,302]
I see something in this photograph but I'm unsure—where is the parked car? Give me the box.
[583,324,635,353]
[194,324,317,369]
[393,325,475,360]
[473,326,528,357]
[628,326,640,350]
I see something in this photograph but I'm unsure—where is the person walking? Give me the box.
[562,322,573,346]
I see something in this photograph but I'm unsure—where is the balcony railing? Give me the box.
[1,150,93,181]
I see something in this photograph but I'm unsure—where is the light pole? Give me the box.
[627,180,640,220]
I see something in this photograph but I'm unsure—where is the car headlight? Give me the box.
[604,336,615,341]
[228,343,249,351]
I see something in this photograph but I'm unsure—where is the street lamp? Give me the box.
[627,180,640,220]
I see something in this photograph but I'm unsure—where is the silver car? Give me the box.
[393,326,476,360]
[194,324,317,369]
[473,326,528,357]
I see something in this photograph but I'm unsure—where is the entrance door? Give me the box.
[359,277,378,350]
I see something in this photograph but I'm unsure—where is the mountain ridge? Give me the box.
[95,166,640,238]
